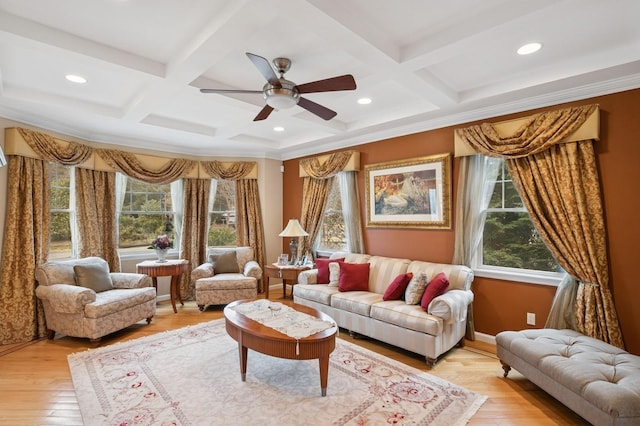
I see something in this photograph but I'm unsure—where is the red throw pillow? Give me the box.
[382,272,413,301]
[421,272,449,311]
[338,262,370,292]
[316,258,344,284]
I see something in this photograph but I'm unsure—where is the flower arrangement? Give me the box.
[148,234,173,250]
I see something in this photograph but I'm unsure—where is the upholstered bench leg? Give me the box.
[146,316,153,324]
[500,361,511,377]
[46,329,55,340]
[425,356,437,367]
[198,304,206,311]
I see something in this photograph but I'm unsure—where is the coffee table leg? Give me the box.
[239,343,248,381]
[319,355,329,396]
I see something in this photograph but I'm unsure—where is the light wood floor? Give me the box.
[0,287,588,426]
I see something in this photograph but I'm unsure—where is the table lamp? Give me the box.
[278,219,309,265]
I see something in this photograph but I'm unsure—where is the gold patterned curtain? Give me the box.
[236,179,266,291]
[298,151,353,256]
[180,178,211,300]
[97,149,196,184]
[0,156,49,344]
[456,104,624,348]
[75,168,120,272]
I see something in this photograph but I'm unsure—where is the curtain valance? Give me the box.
[299,150,357,179]
[455,104,599,158]
[201,160,256,180]
[96,149,196,184]
[17,128,92,165]
[4,127,258,179]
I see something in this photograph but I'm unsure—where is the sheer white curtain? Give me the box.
[171,179,184,249]
[206,179,218,243]
[338,171,364,253]
[452,154,500,339]
[68,166,78,258]
[114,172,128,248]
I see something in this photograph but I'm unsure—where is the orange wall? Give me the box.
[283,88,640,355]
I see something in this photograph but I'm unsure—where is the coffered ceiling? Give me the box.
[0,0,639,160]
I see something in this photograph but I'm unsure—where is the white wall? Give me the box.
[0,117,283,298]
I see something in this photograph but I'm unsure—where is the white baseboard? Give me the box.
[157,294,170,302]
[473,331,496,345]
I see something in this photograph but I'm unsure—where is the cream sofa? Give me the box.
[35,257,156,343]
[293,252,474,366]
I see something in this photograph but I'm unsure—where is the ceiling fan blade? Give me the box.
[246,52,280,86]
[296,74,356,94]
[200,89,263,94]
[253,105,274,121]
[298,97,337,120]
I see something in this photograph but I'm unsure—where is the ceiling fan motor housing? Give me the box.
[263,79,299,109]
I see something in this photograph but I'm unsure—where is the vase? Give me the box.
[155,248,169,263]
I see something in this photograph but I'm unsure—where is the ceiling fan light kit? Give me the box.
[201,52,356,121]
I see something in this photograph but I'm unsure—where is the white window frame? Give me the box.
[472,160,563,287]
[207,179,237,248]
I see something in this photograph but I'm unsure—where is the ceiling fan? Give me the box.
[200,52,356,121]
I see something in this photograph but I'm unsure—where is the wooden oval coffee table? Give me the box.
[223,300,337,396]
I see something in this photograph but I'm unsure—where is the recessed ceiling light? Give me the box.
[357,97,372,105]
[517,42,542,55]
[65,74,87,84]
[273,126,285,132]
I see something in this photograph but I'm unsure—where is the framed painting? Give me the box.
[364,153,451,229]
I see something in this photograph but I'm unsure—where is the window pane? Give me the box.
[208,180,237,247]
[119,179,174,250]
[318,178,347,251]
[483,211,560,272]
[48,163,73,259]
[504,181,523,208]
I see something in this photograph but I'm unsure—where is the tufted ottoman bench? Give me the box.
[496,329,640,425]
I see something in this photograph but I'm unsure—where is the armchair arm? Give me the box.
[297,269,318,285]
[191,263,214,281]
[243,260,262,280]
[111,273,152,289]
[35,284,96,314]
[427,289,474,324]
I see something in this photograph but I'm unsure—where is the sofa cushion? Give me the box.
[316,258,344,284]
[383,272,413,301]
[368,256,411,294]
[293,284,338,306]
[74,263,113,293]
[331,291,382,316]
[370,301,443,335]
[405,273,428,304]
[210,250,239,274]
[83,287,156,319]
[338,262,370,292]
[421,272,449,311]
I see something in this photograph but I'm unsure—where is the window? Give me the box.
[480,160,561,277]
[49,163,75,259]
[119,179,174,252]
[208,179,237,247]
[317,178,347,252]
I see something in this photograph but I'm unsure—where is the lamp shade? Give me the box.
[278,219,309,237]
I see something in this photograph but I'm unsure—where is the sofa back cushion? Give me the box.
[330,252,371,264]
[368,256,411,294]
[407,261,473,291]
[207,246,254,272]
[36,257,110,287]
[74,263,114,293]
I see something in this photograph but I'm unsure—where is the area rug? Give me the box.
[68,319,486,425]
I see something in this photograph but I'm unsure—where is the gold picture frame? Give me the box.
[364,153,451,229]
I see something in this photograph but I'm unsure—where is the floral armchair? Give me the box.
[35,257,156,343]
[191,246,262,311]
